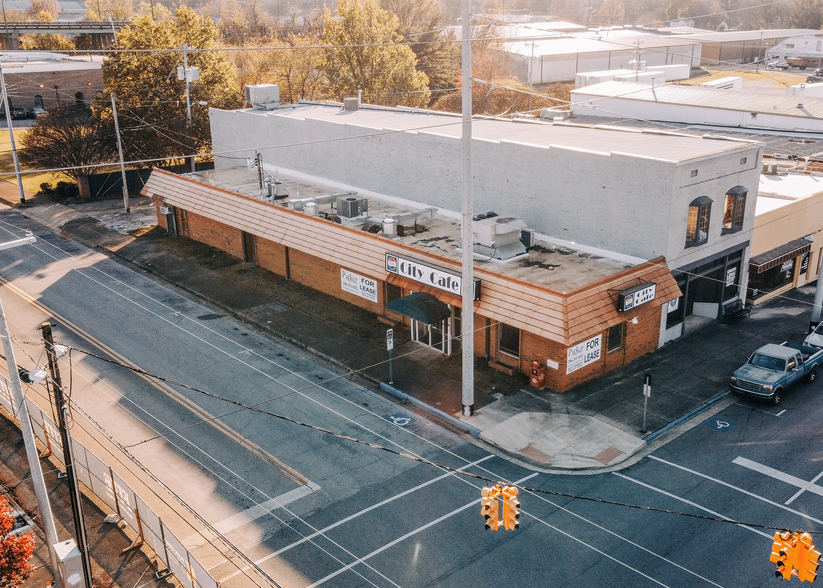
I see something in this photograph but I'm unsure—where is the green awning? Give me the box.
[386,292,451,324]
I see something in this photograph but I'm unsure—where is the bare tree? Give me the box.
[20,105,118,199]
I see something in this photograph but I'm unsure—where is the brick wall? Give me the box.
[185,210,244,259]
[256,238,288,276]
[289,248,383,314]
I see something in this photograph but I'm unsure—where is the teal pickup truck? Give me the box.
[729,343,823,405]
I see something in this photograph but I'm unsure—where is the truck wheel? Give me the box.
[809,366,818,382]
[772,389,782,405]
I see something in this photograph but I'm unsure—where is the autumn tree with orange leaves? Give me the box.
[0,496,34,588]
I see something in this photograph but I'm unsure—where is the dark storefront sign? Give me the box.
[617,282,657,312]
[801,251,810,275]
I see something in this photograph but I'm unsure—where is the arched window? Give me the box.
[74,92,84,107]
[34,95,43,108]
[686,196,712,247]
[722,186,747,234]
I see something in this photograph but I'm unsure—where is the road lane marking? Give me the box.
[650,456,823,527]
[614,473,771,539]
[733,456,823,505]
[306,473,540,588]
[217,455,495,580]
[185,482,322,547]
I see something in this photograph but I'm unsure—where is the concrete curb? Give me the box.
[380,382,482,437]
[643,392,727,443]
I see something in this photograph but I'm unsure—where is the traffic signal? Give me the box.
[795,532,820,583]
[501,486,520,531]
[481,486,500,531]
[771,531,797,580]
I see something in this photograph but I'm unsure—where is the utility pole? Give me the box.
[0,234,61,585]
[0,63,26,204]
[40,322,93,588]
[461,0,474,417]
[110,93,130,213]
[183,46,194,173]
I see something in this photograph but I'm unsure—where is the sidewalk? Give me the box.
[1,187,813,474]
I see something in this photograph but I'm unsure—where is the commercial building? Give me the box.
[748,170,823,304]
[143,166,680,392]
[570,80,823,133]
[0,51,103,113]
[209,101,762,337]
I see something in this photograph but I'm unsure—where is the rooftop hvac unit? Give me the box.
[343,97,359,111]
[473,216,527,248]
[159,206,172,215]
[338,196,368,218]
[245,84,280,107]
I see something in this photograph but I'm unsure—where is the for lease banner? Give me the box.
[566,334,602,374]
[341,269,378,302]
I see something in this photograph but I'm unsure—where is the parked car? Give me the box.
[29,106,44,118]
[767,60,790,70]
[11,107,26,120]
[729,342,823,405]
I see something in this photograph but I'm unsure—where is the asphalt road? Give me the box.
[0,207,821,588]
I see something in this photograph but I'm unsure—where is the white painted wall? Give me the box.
[209,106,761,266]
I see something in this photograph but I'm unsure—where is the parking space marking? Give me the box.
[650,456,823,527]
[733,457,823,505]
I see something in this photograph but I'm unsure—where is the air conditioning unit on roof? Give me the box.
[338,196,368,218]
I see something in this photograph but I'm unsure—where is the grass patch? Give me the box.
[0,127,63,194]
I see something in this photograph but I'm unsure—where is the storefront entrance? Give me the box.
[410,306,460,355]
[669,245,746,329]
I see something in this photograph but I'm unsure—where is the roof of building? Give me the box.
[187,165,642,293]
[249,101,756,163]
[573,80,823,120]
[0,51,102,72]
[757,171,823,215]
[144,167,680,344]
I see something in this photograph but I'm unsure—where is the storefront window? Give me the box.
[499,323,520,358]
[748,258,795,299]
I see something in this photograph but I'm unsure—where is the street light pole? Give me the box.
[0,235,61,585]
[0,62,26,204]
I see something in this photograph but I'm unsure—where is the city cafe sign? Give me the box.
[386,253,481,300]
[617,281,657,312]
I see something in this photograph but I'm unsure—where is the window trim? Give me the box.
[722,186,747,235]
[686,196,712,248]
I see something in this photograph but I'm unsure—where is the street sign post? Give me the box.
[642,373,651,432]
[387,329,394,384]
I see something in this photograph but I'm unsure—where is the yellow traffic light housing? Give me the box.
[501,486,520,530]
[772,531,797,580]
[771,531,820,582]
[796,533,820,583]
[481,486,500,531]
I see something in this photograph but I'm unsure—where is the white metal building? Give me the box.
[570,80,823,133]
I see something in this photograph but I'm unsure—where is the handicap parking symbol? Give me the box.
[704,418,736,431]
[385,413,415,427]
